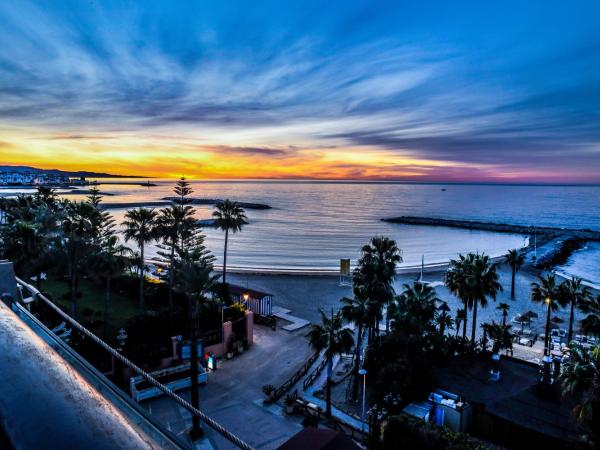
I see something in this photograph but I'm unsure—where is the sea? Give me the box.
[9,180,600,283]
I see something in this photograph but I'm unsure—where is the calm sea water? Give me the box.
[59,180,598,280]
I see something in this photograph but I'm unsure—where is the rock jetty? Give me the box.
[382,216,600,270]
[161,197,271,209]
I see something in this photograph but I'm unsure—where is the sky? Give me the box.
[0,0,599,183]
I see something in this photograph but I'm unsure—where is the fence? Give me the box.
[14,277,255,450]
[270,351,319,402]
[199,327,223,347]
[303,355,328,390]
[245,296,273,316]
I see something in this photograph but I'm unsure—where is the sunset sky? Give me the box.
[1,1,599,182]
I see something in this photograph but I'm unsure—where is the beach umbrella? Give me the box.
[522,310,539,320]
[551,316,565,324]
[513,314,529,333]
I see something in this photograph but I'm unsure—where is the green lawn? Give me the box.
[42,277,139,335]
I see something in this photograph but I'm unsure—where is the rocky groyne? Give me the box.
[161,197,271,209]
[102,198,271,210]
[383,216,600,270]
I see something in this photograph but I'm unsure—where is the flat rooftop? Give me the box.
[437,356,578,442]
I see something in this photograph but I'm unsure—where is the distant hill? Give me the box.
[0,165,142,178]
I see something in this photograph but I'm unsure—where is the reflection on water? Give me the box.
[53,180,600,274]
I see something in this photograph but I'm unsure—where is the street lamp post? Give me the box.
[358,368,367,436]
[544,297,552,356]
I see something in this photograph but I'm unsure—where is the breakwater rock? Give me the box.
[382,216,600,238]
[383,216,600,270]
[161,197,271,209]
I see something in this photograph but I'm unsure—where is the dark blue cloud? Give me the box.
[0,0,599,179]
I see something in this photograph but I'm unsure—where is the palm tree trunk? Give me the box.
[189,296,202,438]
[352,324,363,400]
[326,308,334,417]
[36,271,42,290]
[139,244,145,312]
[104,277,111,338]
[385,301,390,333]
[69,242,77,318]
[471,301,478,345]
[326,357,332,417]
[511,267,516,300]
[168,242,175,321]
[71,262,78,319]
[502,311,507,327]
[222,228,229,283]
[544,302,552,356]
[568,299,575,344]
[462,302,468,341]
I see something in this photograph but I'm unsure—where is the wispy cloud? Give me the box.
[0,0,599,181]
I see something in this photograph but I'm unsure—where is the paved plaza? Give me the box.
[143,324,313,449]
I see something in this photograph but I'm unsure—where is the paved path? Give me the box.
[272,306,310,332]
[143,326,312,449]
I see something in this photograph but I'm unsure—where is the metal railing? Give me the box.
[303,355,328,390]
[270,351,319,402]
[15,277,255,450]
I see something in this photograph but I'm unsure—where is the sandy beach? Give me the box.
[228,243,597,338]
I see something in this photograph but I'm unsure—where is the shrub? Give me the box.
[262,384,275,397]
[284,393,296,407]
[383,415,491,450]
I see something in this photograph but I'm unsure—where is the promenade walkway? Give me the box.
[272,306,310,331]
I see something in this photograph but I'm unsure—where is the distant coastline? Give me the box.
[0,165,143,179]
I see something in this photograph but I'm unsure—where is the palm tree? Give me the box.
[447,255,473,342]
[469,254,502,345]
[447,253,502,345]
[389,282,439,335]
[34,186,58,208]
[90,234,131,337]
[497,302,511,326]
[340,291,372,400]
[559,277,591,344]
[580,295,600,338]
[177,256,219,439]
[61,201,96,317]
[454,308,466,338]
[435,310,454,336]
[1,220,46,288]
[560,344,600,448]
[353,236,402,333]
[123,208,158,311]
[505,249,525,300]
[212,200,247,284]
[486,321,516,354]
[307,309,354,417]
[531,273,564,356]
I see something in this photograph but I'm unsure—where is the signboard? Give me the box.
[339,258,351,286]
[340,258,351,276]
[180,340,205,360]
